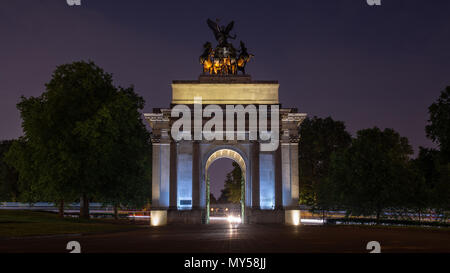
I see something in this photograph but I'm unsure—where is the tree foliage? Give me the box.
[5,61,151,217]
[0,140,19,201]
[328,127,414,220]
[298,89,450,221]
[412,148,448,216]
[426,86,450,159]
[420,86,450,217]
[218,162,242,204]
[298,116,352,208]
[209,193,217,204]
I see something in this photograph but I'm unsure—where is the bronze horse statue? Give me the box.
[237,41,253,75]
[199,42,213,74]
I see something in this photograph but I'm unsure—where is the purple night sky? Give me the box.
[1,1,449,197]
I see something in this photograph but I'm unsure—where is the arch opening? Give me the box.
[205,149,246,224]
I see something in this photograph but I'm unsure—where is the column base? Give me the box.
[285,209,301,225]
[152,208,301,225]
[151,210,168,226]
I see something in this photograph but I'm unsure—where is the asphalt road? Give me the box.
[0,223,449,253]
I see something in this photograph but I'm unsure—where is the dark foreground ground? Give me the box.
[0,223,449,253]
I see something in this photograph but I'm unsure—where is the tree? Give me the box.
[402,159,429,220]
[5,61,151,219]
[217,189,228,204]
[219,162,242,204]
[0,140,19,202]
[329,127,414,221]
[423,87,450,219]
[414,148,449,219]
[426,86,450,159]
[87,87,152,219]
[298,116,352,211]
[6,137,76,217]
[412,148,439,210]
[209,193,217,204]
[432,162,450,219]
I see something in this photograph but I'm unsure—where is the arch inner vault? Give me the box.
[205,149,246,223]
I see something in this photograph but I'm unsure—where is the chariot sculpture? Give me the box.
[199,19,254,75]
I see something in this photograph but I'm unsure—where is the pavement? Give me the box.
[0,223,449,253]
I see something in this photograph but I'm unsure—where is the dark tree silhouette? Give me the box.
[426,86,450,159]
[5,61,151,219]
[329,127,414,221]
[298,116,351,213]
[0,140,19,202]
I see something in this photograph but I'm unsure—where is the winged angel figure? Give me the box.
[207,18,236,46]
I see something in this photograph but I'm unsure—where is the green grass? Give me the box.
[0,210,139,238]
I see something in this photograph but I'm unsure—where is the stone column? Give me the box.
[280,112,306,209]
[159,129,171,208]
[281,140,300,207]
[146,113,171,210]
[192,141,200,209]
[169,141,178,209]
[251,141,260,209]
[281,135,291,207]
[274,145,283,209]
[176,141,193,209]
[151,142,161,208]
[289,142,299,206]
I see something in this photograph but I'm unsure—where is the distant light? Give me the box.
[210,208,214,212]
[128,215,150,219]
[209,216,228,221]
[227,215,241,224]
[301,218,325,224]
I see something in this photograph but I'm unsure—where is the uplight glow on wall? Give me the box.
[151,210,167,226]
[259,153,275,209]
[285,210,301,226]
[177,153,193,209]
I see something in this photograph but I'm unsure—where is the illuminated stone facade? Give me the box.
[145,75,306,225]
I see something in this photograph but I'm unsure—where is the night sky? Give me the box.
[1,0,449,197]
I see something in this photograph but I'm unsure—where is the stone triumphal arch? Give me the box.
[145,19,306,225]
[145,75,306,225]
